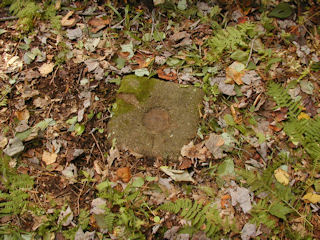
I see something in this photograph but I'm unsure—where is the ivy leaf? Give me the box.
[224,114,236,126]
[177,0,187,10]
[217,158,235,177]
[269,201,293,220]
[269,3,293,19]
[134,68,149,77]
[0,29,7,35]
[74,123,85,135]
[131,177,145,188]
[153,31,166,42]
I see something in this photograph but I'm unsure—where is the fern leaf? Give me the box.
[104,210,116,231]
[159,199,231,238]
[180,199,193,217]
[267,82,302,119]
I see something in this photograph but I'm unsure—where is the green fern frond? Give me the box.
[104,209,116,231]
[0,85,11,108]
[284,118,320,164]
[207,22,256,61]
[0,152,34,217]
[267,81,320,168]
[250,200,277,230]
[7,0,60,31]
[159,199,232,238]
[267,82,302,119]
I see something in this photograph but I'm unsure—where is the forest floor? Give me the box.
[1,1,320,239]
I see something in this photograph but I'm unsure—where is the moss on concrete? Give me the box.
[108,75,204,161]
[113,75,156,116]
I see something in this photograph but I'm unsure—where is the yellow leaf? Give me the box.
[42,151,57,165]
[39,63,54,76]
[298,112,310,120]
[274,168,289,185]
[302,192,320,204]
[225,61,246,85]
[61,11,76,27]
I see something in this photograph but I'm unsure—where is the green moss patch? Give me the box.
[113,75,156,116]
[108,75,204,161]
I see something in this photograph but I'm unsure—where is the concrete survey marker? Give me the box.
[107,75,204,160]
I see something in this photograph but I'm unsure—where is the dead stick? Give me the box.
[49,66,59,85]
[90,131,105,162]
[0,16,18,22]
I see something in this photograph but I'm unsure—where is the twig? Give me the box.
[90,131,105,162]
[110,18,125,29]
[46,102,54,118]
[77,67,84,84]
[246,37,256,67]
[151,9,155,38]
[49,66,59,85]
[76,184,85,215]
[76,11,105,16]
[0,16,18,22]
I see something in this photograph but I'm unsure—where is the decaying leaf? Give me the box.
[88,17,110,33]
[67,27,83,40]
[180,141,208,160]
[160,166,195,183]
[61,11,76,27]
[157,67,178,81]
[116,167,131,183]
[205,133,225,159]
[3,137,24,156]
[62,164,78,182]
[15,109,30,121]
[107,147,120,168]
[42,151,57,165]
[38,62,54,76]
[302,192,320,204]
[90,198,107,215]
[229,185,252,213]
[58,206,73,226]
[241,223,257,240]
[274,168,289,186]
[226,61,246,85]
[75,227,95,240]
[0,135,8,149]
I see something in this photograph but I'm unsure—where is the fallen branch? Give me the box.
[0,16,18,22]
